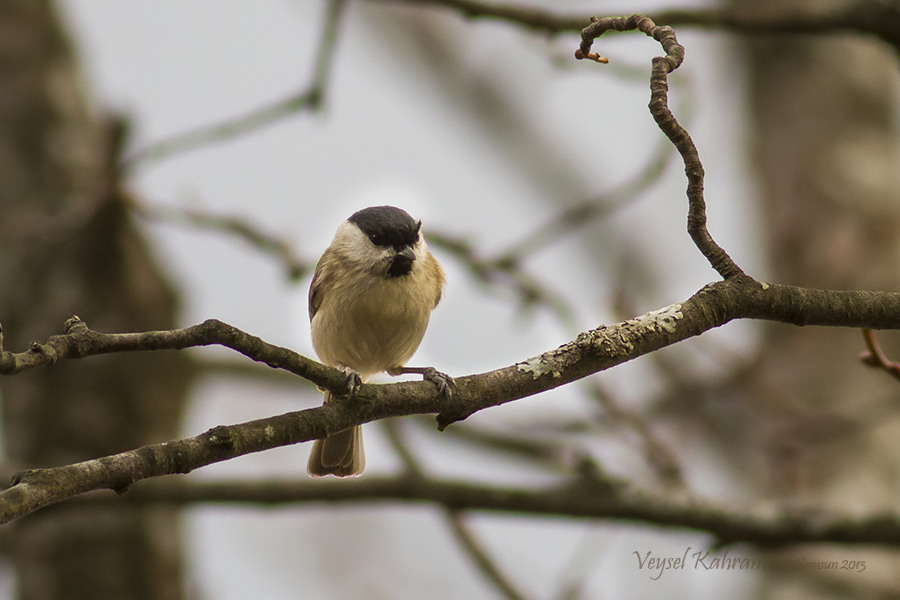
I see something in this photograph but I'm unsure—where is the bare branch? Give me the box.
[78,475,900,549]
[494,139,674,267]
[585,378,686,490]
[446,511,531,600]
[122,0,347,169]
[128,195,312,281]
[409,416,573,472]
[655,3,900,53]
[3,278,900,521]
[363,0,900,54]
[427,230,578,328]
[0,316,325,381]
[382,420,531,600]
[860,328,900,381]
[362,0,586,33]
[577,14,743,280]
[126,192,578,322]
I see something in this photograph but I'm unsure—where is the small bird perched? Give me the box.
[307,205,447,477]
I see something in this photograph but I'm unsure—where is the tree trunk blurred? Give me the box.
[736,0,900,505]
[727,0,900,595]
[0,2,191,598]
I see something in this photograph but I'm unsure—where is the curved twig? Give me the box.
[576,14,743,280]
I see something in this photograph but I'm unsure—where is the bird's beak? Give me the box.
[387,245,416,277]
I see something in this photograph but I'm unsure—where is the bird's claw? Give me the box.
[339,366,363,399]
[422,367,454,401]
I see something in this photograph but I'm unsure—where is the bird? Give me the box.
[306,205,447,477]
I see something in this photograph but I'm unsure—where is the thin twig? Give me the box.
[128,193,577,318]
[364,0,586,33]
[553,531,609,600]
[494,138,674,265]
[446,511,531,600]
[408,416,571,470]
[364,0,900,54]
[122,0,347,169]
[860,328,900,381]
[586,378,686,490]
[382,420,531,600]
[577,15,743,280]
[656,3,900,53]
[127,195,312,281]
[381,419,424,476]
[427,230,578,330]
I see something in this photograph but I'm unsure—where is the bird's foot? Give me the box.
[338,366,363,399]
[390,366,454,401]
[422,367,454,400]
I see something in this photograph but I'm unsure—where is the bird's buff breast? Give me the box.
[311,273,432,377]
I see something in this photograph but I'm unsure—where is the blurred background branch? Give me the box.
[122,0,347,169]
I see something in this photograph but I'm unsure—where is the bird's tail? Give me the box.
[307,390,365,477]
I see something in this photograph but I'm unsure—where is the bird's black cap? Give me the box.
[349,205,421,248]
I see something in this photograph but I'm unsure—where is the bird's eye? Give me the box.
[368,233,385,246]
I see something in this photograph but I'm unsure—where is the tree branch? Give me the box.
[860,328,900,381]
[362,0,586,33]
[0,316,340,390]
[364,0,900,54]
[445,510,531,600]
[492,138,674,267]
[74,475,900,549]
[127,194,312,282]
[118,1,900,173]
[656,2,900,53]
[121,0,347,169]
[3,277,900,523]
[576,14,743,280]
[382,420,531,600]
[425,229,578,328]
[126,195,578,324]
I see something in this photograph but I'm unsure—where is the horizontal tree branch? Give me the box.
[658,3,900,52]
[2,276,900,524]
[0,316,341,390]
[366,0,900,52]
[68,475,900,549]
